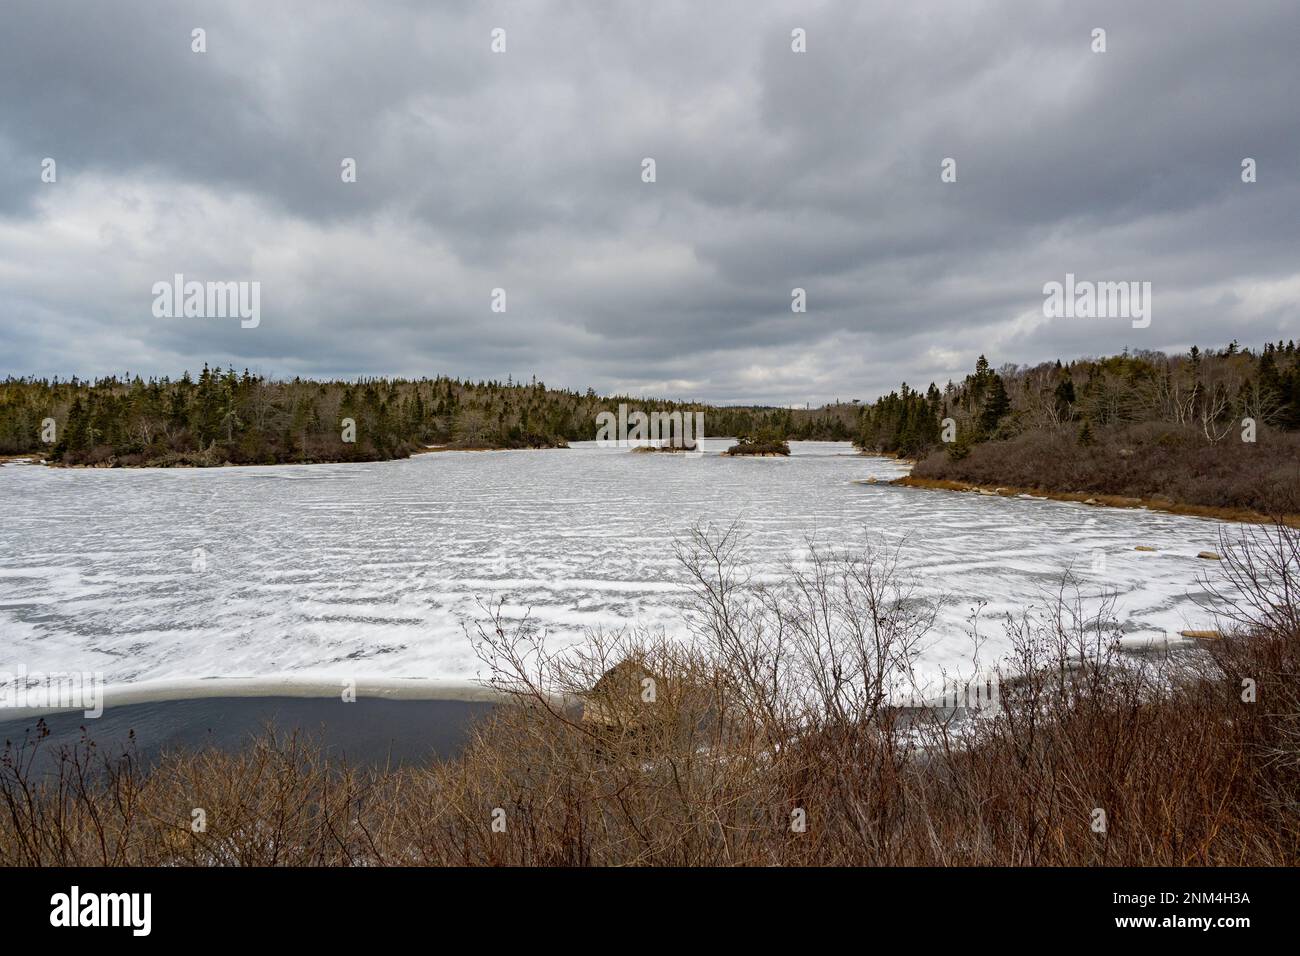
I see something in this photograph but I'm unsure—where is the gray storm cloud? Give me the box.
[1,0,1297,404]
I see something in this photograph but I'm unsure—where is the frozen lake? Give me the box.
[0,441,1233,689]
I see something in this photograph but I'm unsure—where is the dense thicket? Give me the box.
[0,366,874,466]
[0,368,721,466]
[855,343,1300,513]
[857,342,1300,455]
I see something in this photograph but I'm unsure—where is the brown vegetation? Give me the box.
[860,345,1300,517]
[911,422,1300,518]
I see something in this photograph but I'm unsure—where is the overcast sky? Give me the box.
[2,1,1298,405]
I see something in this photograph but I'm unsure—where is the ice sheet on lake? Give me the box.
[0,441,1233,686]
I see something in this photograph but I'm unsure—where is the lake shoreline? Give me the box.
[410,443,566,455]
[0,675,505,720]
[891,474,1300,528]
[5,444,571,468]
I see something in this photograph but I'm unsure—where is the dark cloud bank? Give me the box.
[2,0,1297,405]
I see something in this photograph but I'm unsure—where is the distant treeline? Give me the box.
[9,342,1297,494]
[0,368,725,466]
[854,341,1300,515]
[0,362,876,466]
[707,405,858,442]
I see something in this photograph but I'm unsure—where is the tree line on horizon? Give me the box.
[0,368,727,465]
[3,342,1297,473]
[0,364,857,466]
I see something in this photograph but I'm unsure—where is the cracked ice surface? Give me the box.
[0,441,1233,687]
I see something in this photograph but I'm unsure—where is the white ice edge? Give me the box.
[1,674,506,720]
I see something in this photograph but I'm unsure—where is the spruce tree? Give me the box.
[979,374,1011,434]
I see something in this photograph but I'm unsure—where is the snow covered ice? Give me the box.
[0,442,1232,687]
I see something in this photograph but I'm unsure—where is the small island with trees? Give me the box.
[724,426,791,456]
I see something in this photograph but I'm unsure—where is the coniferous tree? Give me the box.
[979,374,1011,434]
